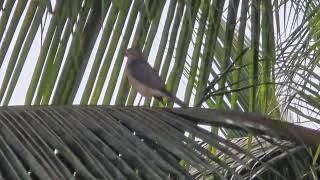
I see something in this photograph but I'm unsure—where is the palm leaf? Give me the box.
[0,106,318,179]
[0,0,320,178]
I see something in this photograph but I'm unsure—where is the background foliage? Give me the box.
[0,0,319,179]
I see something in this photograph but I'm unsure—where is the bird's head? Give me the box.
[125,48,145,61]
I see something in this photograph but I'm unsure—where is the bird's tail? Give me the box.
[162,90,188,108]
[171,96,188,108]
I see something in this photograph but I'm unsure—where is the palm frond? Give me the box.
[0,106,318,179]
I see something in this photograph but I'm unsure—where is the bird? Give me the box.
[125,48,187,107]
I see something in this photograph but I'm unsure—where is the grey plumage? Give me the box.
[127,60,166,93]
[125,48,187,107]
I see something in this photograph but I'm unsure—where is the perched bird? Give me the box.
[125,48,187,107]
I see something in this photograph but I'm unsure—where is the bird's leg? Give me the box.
[138,96,143,106]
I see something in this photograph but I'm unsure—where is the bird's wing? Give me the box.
[127,60,166,91]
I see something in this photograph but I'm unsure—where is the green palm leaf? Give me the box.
[0,0,319,179]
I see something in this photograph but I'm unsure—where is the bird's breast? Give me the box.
[126,71,164,98]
